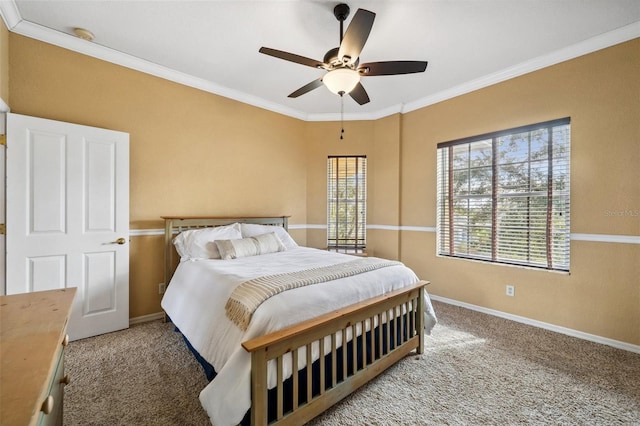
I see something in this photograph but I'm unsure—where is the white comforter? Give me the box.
[161,247,436,426]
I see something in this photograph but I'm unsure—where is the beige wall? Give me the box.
[7,32,639,345]
[304,114,403,260]
[9,34,308,318]
[399,39,640,345]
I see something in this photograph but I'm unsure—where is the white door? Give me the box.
[6,113,129,341]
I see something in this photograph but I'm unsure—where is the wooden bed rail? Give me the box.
[242,280,429,426]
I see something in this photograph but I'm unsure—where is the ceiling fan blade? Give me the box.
[288,78,324,98]
[337,9,375,63]
[358,61,428,76]
[259,47,326,69]
[349,82,370,105]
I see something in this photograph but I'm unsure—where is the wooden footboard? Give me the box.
[242,280,428,426]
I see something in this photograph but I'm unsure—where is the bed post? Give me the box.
[417,288,425,355]
[164,218,174,287]
[250,348,268,426]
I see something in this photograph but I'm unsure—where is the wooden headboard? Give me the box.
[161,216,290,285]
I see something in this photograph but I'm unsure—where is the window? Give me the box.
[436,118,570,271]
[327,156,367,253]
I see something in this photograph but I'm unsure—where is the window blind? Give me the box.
[327,156,367,252]
[436,118,570,271]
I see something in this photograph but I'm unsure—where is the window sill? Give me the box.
[327,248,368,257]
[435,254,570,275]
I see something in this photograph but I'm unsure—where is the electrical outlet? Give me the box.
[158,283,166,295]
[506,285,515,297]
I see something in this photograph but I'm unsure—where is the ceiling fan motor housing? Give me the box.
[323,47,339,65]
[334,4,350,22]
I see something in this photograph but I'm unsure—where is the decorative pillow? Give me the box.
[216,232,286,260]
[173,223,242,260]
[240,223,298,250]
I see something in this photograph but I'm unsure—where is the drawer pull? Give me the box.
[62,334,69,346]
[60,375,71,385]
[41,395,54,414]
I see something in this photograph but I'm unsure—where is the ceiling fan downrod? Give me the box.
[334,4,350,44]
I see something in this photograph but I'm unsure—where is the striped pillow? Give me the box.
[215,232,286,260]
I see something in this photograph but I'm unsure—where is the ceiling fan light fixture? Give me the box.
[323,68,360,95]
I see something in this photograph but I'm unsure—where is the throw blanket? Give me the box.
[225,257,402,331]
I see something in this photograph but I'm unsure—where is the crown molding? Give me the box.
[0,0,21,29]
[306,103,404,122]
[2,1,639,122]
[403,21,640,114]
[2,12,308,121]
[0,98,9,112]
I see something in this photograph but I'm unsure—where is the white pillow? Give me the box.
[216,232,286,260]
[240,223,298,250]
[173,223,242,260]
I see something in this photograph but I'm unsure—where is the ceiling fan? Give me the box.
[259,3,428,105]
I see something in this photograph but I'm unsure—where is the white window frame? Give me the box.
[327,156,367,253]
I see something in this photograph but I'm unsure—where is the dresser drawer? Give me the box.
[37,342,66,426]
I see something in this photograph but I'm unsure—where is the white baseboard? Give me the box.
[129,312,165,325]
[429,295,640,354]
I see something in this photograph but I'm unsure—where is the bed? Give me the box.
[160,216,437,426]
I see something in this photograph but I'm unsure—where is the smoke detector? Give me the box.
[73,28,94,41]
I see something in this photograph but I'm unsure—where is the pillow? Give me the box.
[240,223,298,250]
[216,232,286,260]
[173,223,242,260]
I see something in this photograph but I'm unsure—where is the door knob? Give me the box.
[41,395,54,414]
[114,237,126,245]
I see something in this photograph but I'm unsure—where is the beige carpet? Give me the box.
[64,301,640,425]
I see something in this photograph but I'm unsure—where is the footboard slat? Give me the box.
[319,337,325,395]
[369,315,376,362]
[291,349,299,411]
[377,313,383,362]
[276,355,283,420]
[242,280,429,426]
[305,343,312,403]
[362,319,368,369]
[385,308,391,356]
[341,329,347,384]
[351,323,357,373]
[331,333,337,389]
[401,302,406,343]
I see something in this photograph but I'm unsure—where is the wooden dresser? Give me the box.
[0,288,76,426]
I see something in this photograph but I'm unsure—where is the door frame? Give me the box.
[1,99,9,296]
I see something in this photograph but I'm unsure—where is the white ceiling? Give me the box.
[2,0,640,121]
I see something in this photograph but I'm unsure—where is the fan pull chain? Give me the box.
[340,94,345,140]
